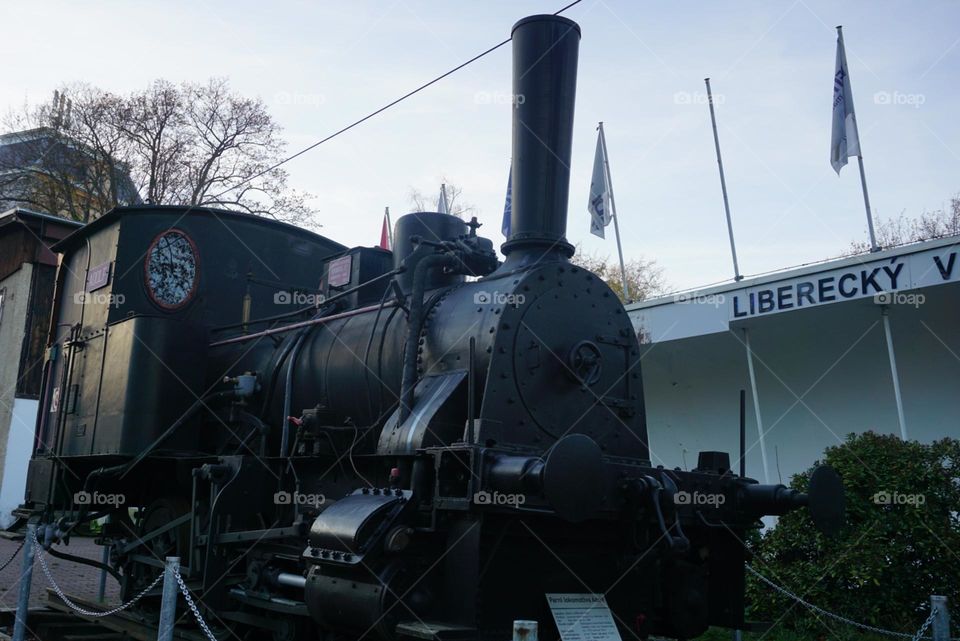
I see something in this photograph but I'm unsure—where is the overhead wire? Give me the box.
[216,0,586,214]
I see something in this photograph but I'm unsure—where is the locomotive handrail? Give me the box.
[211,267,404,332]
[209,302,398,348]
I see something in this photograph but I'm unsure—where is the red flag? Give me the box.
[379,215,390,250]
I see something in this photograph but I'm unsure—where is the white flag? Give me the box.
[437,184,449,214]
[588,132,611,238]
[831,29,861,174]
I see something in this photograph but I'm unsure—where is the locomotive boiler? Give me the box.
[18,14,843,641]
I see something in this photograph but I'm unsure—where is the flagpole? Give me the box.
[838,26,879,252]
[598,122,630,301]
[385,206,394,248]
[857,155,878,251]
[704,78,743,281]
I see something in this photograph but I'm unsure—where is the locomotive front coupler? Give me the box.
[734,464,845,535]
[641,454,846,536]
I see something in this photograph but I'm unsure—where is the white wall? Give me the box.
[0,263,32,522]
[0,398,37,527]
[632,281,960,485]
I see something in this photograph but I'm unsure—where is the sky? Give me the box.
[2,0,958,291]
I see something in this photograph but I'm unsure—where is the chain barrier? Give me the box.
[173,567,220,641]
[0,539,24,572]
[21,532,954,641]
[29,529,222,639]
[31,528,164,618]
[911,608,940,641]
[746,564,956,641]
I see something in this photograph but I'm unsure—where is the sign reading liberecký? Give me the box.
[729,246,957,320]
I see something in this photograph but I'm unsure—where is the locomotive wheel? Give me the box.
[127,497,191,596]
[269,616,314,641]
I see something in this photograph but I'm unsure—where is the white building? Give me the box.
[627,236,959,485]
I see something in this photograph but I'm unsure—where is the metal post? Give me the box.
[743,329,770,483]
[513,620,538,641]
[157,556,180,641]
[98,543,110,602]
[739,389,746,477]
[931,595,950,641]
[705,78,742,281]
[13,524,37,641]
[857,155,878,251]
[881,307,908,440]
[598,122,630,301]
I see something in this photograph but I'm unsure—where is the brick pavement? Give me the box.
[0,535,120,612]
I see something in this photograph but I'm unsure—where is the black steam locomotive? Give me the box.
[19,14,843,641]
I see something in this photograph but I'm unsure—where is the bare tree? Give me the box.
[571,248,668,303]
[0,86,137,222]
[114,79,186,206]
[408,178,476,218]
[0,79,317,226]
[848,195,960,254]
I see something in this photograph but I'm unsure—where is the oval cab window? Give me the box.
[144,230,198,309]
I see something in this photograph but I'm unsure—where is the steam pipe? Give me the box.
[281,330,308,457]
[398,253,458,424]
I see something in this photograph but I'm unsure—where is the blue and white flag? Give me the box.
[501,165,512,237]
[588,131,611,238]
[831,28,861,174]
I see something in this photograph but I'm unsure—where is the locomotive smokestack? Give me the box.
[502,15,580,260]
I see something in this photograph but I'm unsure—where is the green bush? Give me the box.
[746,432,960,637]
